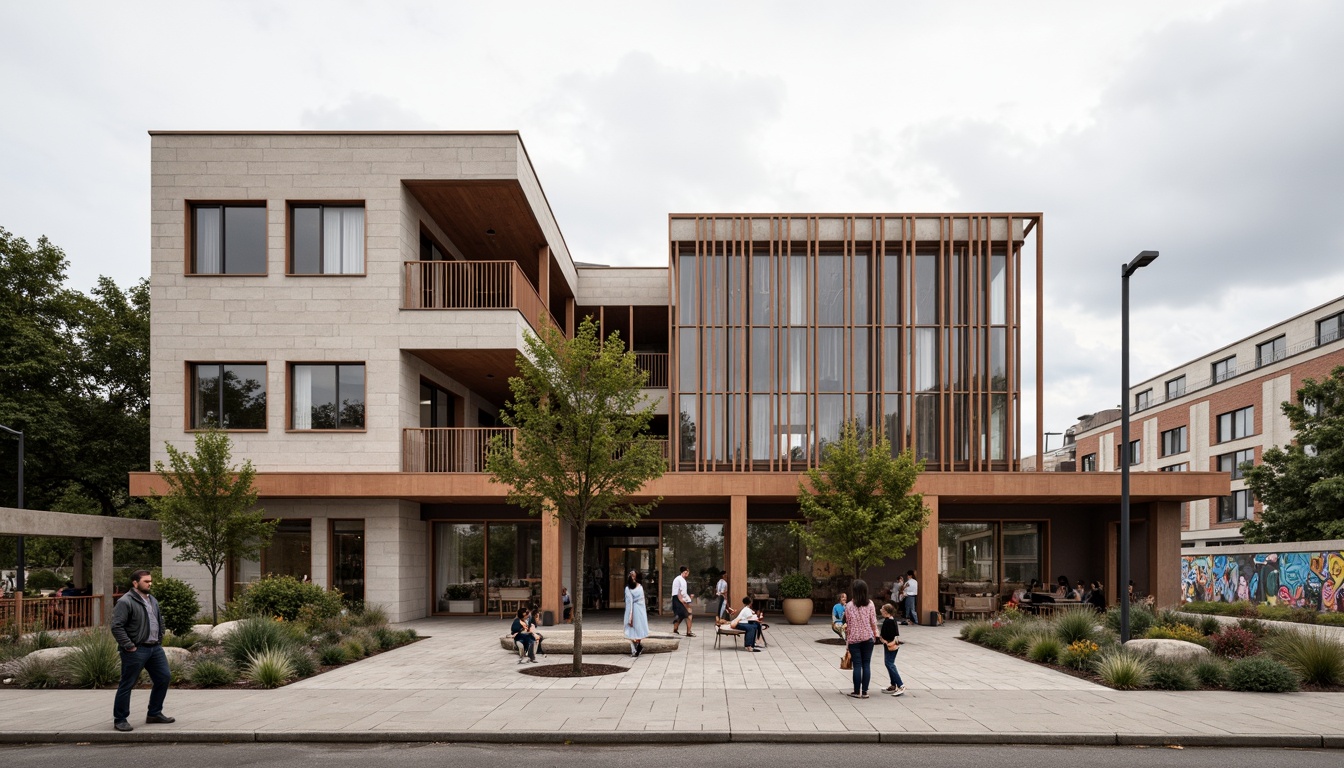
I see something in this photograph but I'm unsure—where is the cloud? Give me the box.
[301,94,435,130]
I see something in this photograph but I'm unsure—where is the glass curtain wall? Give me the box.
[938,521,1043,600]
[745,523,811,608]
[660,523,724,615]
[432,522,542,614]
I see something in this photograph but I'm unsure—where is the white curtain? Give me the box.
[322,207,365,274]
[915,328,938,391]
[292,365,313,429]
[196,207,222,274]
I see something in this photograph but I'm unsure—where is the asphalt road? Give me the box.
[0,743,1336,768]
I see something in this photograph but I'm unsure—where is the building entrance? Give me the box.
[584,523,660,614]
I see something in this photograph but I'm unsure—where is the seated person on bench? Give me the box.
[831,592,848,640]
[718,596,764,652]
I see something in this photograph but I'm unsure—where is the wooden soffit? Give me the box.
[405,180,548,283]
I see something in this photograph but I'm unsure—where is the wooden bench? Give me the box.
[714,624,746,649]
[949,594,997,620]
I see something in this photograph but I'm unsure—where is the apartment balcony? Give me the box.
[403,260,561,334]
[635,352,668,388]
[402,427,670,473]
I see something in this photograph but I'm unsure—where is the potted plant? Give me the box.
[444,584,478,613]
[779,572,815,625]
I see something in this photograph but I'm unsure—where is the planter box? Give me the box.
[447,599,480,613]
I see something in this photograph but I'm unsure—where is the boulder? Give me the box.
[191,624,215,639]
[1125,638,1210,662]
[162,646,192,665]
[210,620,242,641]
[23,646,78,664]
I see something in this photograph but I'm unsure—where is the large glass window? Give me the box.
[678,396,697,462]
[1212,356,1236,384]
[788,254,808,325]
[1218,490,1254,522]
[852,252,869,324]
[817,252,845,324]
[749,328,773,391]
[1161,426,1188,456]
[882,253,900,324]
[1166,376,1186,401]
[1216,405,1254,442]
[291,363,365,429]
[679,253,698,324]
[230,519,312,598]
[1081,453,1097,472]
[192,204,266,274]
[1318,312,1344,346]
[1255,335,1286,368]
[1218,448,1255,480]
[989,253,1007,325]
[817,328,844,392]
[750,254,771,324]
[191,363,267,429]
[330,520,365,603]
[487,523,542,607]
[939,521,1044,598]
[434,523,484,613]
[660,523,724,616]
[746,523,810,608]
[291,204,365,274]
[1001,523,1042,586]
[915,253,937,324]
[419,381,454,427]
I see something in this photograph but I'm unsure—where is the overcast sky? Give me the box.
[3,0,1342,455]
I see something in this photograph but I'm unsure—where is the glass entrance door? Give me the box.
[607,546,657,611]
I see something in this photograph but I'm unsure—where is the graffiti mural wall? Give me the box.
[1182,549,1344,612]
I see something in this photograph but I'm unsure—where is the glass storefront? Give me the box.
[433,522,541,614]
[331,519,365,603]
[229,519,312,599]
[660,523,724,615]
[746,522,810,608]
[938,521,1043,599]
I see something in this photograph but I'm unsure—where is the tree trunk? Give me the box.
[209,566,220,625]
[573,522,586,673]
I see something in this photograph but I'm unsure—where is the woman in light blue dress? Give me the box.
[623,569,650,657]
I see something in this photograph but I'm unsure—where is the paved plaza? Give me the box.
[0,616,1340,746]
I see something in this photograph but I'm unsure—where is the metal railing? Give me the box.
[402,260,560,333]
[1,593,105,631]
[635,353,669,388]
[402,428,670,472]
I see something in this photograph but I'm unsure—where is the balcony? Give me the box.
[635,352,668,388]
[403,261,560,334]
[403,427,670,473]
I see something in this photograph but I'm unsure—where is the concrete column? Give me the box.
[1105,521,1118,607]
[541,506,562,624]
[537,246,550,309]
[916,495,939,621]
[72,538,85,588]
[729,495,747,609]
[1148,502,1182,608]
[92,535,114,625]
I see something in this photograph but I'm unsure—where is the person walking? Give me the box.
[843,578,880,699]
[109,570,174,732]
[902,570,920,625]
[715,569,729,620]
[624,569,650,657]
[670,565,696,637]
[878,602,906,696]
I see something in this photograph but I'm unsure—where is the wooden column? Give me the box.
[92,535,114,626]
[1105,520,1118,607]
[541,506,562,624]
[565,298,576,339]
[729,495,747,609]
[537,246,550,309]
[1148,502,1182,608]
[916,495,939,621]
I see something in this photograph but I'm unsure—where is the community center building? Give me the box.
[130,131,1226,623]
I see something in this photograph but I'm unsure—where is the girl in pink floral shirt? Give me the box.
[843,579,880,698]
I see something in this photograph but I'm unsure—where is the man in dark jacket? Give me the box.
[109,570,175,732]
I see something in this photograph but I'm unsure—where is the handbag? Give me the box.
[840,650,852,670]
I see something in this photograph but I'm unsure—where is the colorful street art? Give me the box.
[1181,549,1344,612]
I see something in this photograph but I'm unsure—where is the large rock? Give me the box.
[190,624,215,640]
[1126,638,1210,662]
[498,629,679,655]
[162,646,191,665]
[210,620,242,641]
[23,646,78,664]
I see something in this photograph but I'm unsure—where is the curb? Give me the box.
[0,730,1336,748]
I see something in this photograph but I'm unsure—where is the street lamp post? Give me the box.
[0,425,23,594]
[1120,250,1158,643]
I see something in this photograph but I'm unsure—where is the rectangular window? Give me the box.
[419,381,454,428]
[1318,312,1344,346]
[1165,376,1186,401]
[191,204,266,274]
[190,363,267,429]
[1160,463,1188,472]
[1081,453,1097,472]
[817,252,845,325]
[1212,356,1236,384]
[1118,439,1141,466]
[1218,448,1255,480]
[750,254,771,325]
[290,363,366,430]
[1216,405,1254,443]
[1218,490,1254,523]
[1135,389,1152,411]
[1255,335,1286,367]
[290,204,365,274]
[915,252,937,324]
[1161,425,1188,456]
[330,519,365,602]
[914,328,939,392]
[678,253,698,325]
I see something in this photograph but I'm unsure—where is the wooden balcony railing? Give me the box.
[403,260,560,333]
[635,353,669,388]
[403,428,671,472]
[1,593,105,631]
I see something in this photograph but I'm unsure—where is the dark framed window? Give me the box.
[1165,375,1186,401]
[1318,312,1344,346]
[1218,448,1255,480]
[1159,463,1187,472]
[191,203,266,274]
[1135,389,1152,411]
[1161,426,1188,456]
[1255,336,1286,367]
[1218,490,1254,522]
[419,380,455,427]
[1216,405,1254,443]
[330,520,365,602]
[1080,453,1096,472]
[419,230,448,261]
[290,363,366,429]
[1117,439,1141,467]
[290,204,365,274]
[1212,356,1236,384]
[190,363,267,429]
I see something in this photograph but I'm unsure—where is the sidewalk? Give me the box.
[1,616,1339,747]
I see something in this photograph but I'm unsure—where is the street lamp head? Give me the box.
[1123,250,1159,277]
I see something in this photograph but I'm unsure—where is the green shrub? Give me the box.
[1318,613,1344,627]
[1209,627,1261,659]
[244,648,296,688]
[1227,656,1299,693]
[1148,659,1198,690]
[1006,634,1034,655]
[30,631,61,651]
[371,626,397,651]
[15,655,63,689]
[982,626,1012,650]
[1193,657,1228,688]
[222,617,300,666]
[1103,604,1155,637]
[288,648,318,678]
[1198,616,1221,636]
[162,632,199,649]
[1027,636,1062,664]
[1236,618,1270,637]
[340,638,365,659]
[1144,624,1209,646]
[316,643,348,666]
[961,620,992,642]
[189,658,237,687]
[778,572,813,600]
[1053,607,1098,645]
[1094,649,1152,690]
[1265,630,1344,687]
[397,628,418,644]
[235,576,344,623]
[1060,639,1101,670]
[25,570,67,592]
[150,574,200,637]
[351,603,390,628]
[63,630,120,688]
